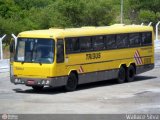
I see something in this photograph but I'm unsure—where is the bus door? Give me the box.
[56,39,65,74]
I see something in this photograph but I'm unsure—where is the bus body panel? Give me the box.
[10,24,155,88]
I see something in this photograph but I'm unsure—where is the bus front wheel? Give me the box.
[126,65,135,82]
[117,67,126,84]
[65,73,78,92]
[32,86,44,91]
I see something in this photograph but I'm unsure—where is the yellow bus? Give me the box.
[10,24,154,91]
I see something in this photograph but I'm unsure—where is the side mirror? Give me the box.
[10,39,15,53]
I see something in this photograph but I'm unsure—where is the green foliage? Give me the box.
[128,0,160,24]
[0,0,116,35]
[1,0,160,45]
[139,10,156,24]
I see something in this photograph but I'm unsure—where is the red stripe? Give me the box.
[134,51,140,65]
[80,66,84,72]
[134,50,143,65]
[135,51,141,64]
[78,66,84,73]
[136,50,143,64]
[135,58,139,65]
[80,68,83,73]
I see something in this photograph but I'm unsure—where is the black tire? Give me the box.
[126,65,135,82]
[117,66,126,84]
[65,73,78,92]
[32,86,44,91]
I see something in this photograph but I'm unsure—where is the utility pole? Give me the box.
[121,0,123,24]
[156,21,160,40]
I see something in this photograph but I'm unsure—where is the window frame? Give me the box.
[129,32,141,47]
[105,34,117,50]
[64,31,153,54]
[141,32,152,46]
[92,35,105,51]
[65,37,80,54]
[116,33,129,49]
[79,36,92,52]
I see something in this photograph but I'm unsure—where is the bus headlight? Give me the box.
[41,80,50,85]
[41,80,46,85]
[46,80,50,85]
[15,79,18,83]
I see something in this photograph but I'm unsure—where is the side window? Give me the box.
[105,35,116,49]
[129,33,141,47]
[17,41,25,61]
[142,32,152,45]
[117,34,129,48]
[56,40,64,63]
[65,38,79,54]
[79,37,92,52]
[92,36,105,50]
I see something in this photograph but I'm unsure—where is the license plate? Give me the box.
[27,80,35,85]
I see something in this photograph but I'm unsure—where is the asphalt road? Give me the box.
[0,52,160,114]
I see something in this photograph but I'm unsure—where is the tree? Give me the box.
[128,0,160,24]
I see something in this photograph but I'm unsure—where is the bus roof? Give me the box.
[18,24,153,40]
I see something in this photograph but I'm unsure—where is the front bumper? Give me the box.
[10,76,67,87]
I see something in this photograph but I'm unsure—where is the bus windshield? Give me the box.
[15,38,54,64]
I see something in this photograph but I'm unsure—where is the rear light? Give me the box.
[41,80,50,85]
[46,80,50,85]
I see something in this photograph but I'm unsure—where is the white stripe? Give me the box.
[79,66,83,73]
[136,52,141,64]
[134,51,140,65]
[136,50,143,64]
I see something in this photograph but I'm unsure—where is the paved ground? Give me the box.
[0,52,160,114]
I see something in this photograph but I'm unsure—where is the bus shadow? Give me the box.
[13,75,157,95]
[77,75,157,91]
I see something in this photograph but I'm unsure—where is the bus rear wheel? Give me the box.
[65,73,78,92]
[117,66,126,84]
[32,86,44,91]
[126,65,135,82]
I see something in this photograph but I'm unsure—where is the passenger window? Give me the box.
[129,33,141,47]
[105,35,117,49]
[65,38,79,54]
[142,32,152,45]
[57,40,64,63]
[117,34,129,48]
[79,37,92,51]
[92,36,105,50]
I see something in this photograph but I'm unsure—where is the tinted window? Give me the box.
[57,40,64,63]
[92,36,105,50]
[129,33,141,47]
[117,34,128,48]
[142,32,152,45]
[79,37,92,51]
[105,35,116,49]
[65,38,80,53]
